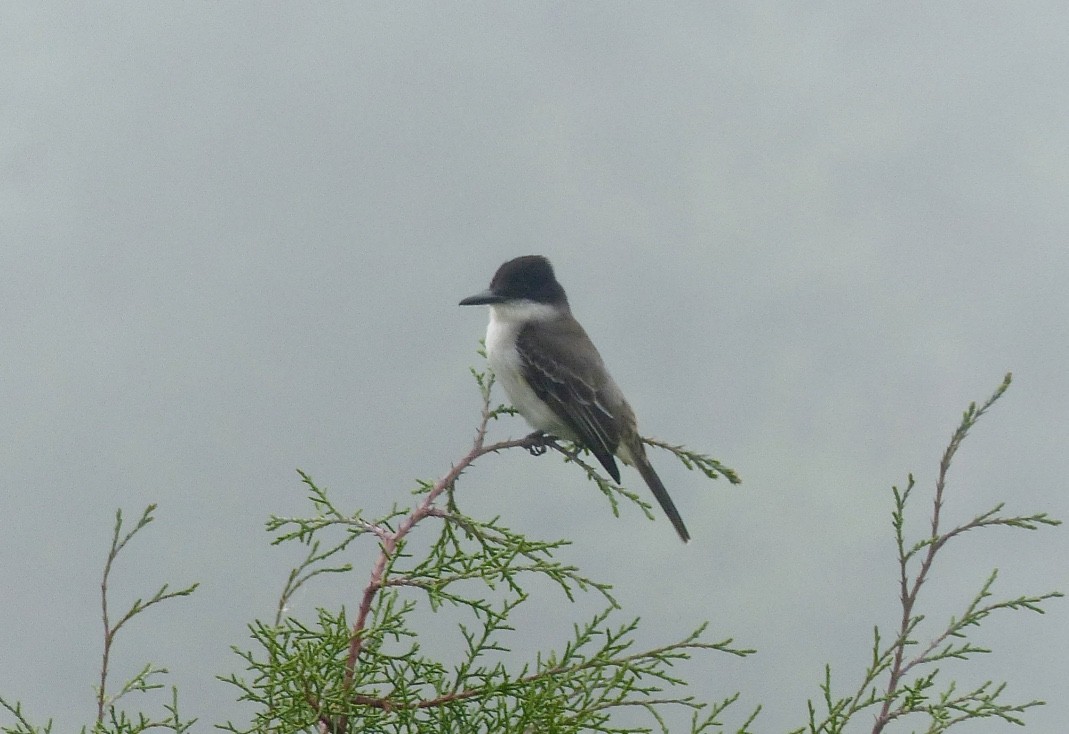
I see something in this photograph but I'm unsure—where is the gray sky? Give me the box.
[2,3,1066,732]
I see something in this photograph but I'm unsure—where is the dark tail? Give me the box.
[634,455,690,543]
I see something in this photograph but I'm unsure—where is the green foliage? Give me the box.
[219,367,752,734]
[0,505,198,734]
[0,369,1059,734]
[792,373,1062,733]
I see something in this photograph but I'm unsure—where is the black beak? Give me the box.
[459,289,504,306]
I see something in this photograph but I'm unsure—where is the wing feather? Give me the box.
[516,320,624,482]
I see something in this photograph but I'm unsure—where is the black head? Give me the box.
[459,255,568,307]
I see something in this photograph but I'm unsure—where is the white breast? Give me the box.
[484,302,576,439]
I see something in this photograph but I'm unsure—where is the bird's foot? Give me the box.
[525,430,550,456]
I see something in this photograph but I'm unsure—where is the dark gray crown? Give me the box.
[488,255,568,305]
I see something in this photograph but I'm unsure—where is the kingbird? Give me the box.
[460,255,690,542]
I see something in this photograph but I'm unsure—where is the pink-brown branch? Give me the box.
[331,415,540,734]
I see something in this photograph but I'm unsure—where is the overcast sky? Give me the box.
[2,4,1066,732]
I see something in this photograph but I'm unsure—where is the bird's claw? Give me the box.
[525,430,550,456]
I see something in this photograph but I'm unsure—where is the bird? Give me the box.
[459,255,690,542]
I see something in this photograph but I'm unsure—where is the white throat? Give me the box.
[488,299,561,327]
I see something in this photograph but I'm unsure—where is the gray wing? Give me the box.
[516,319,626,482]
